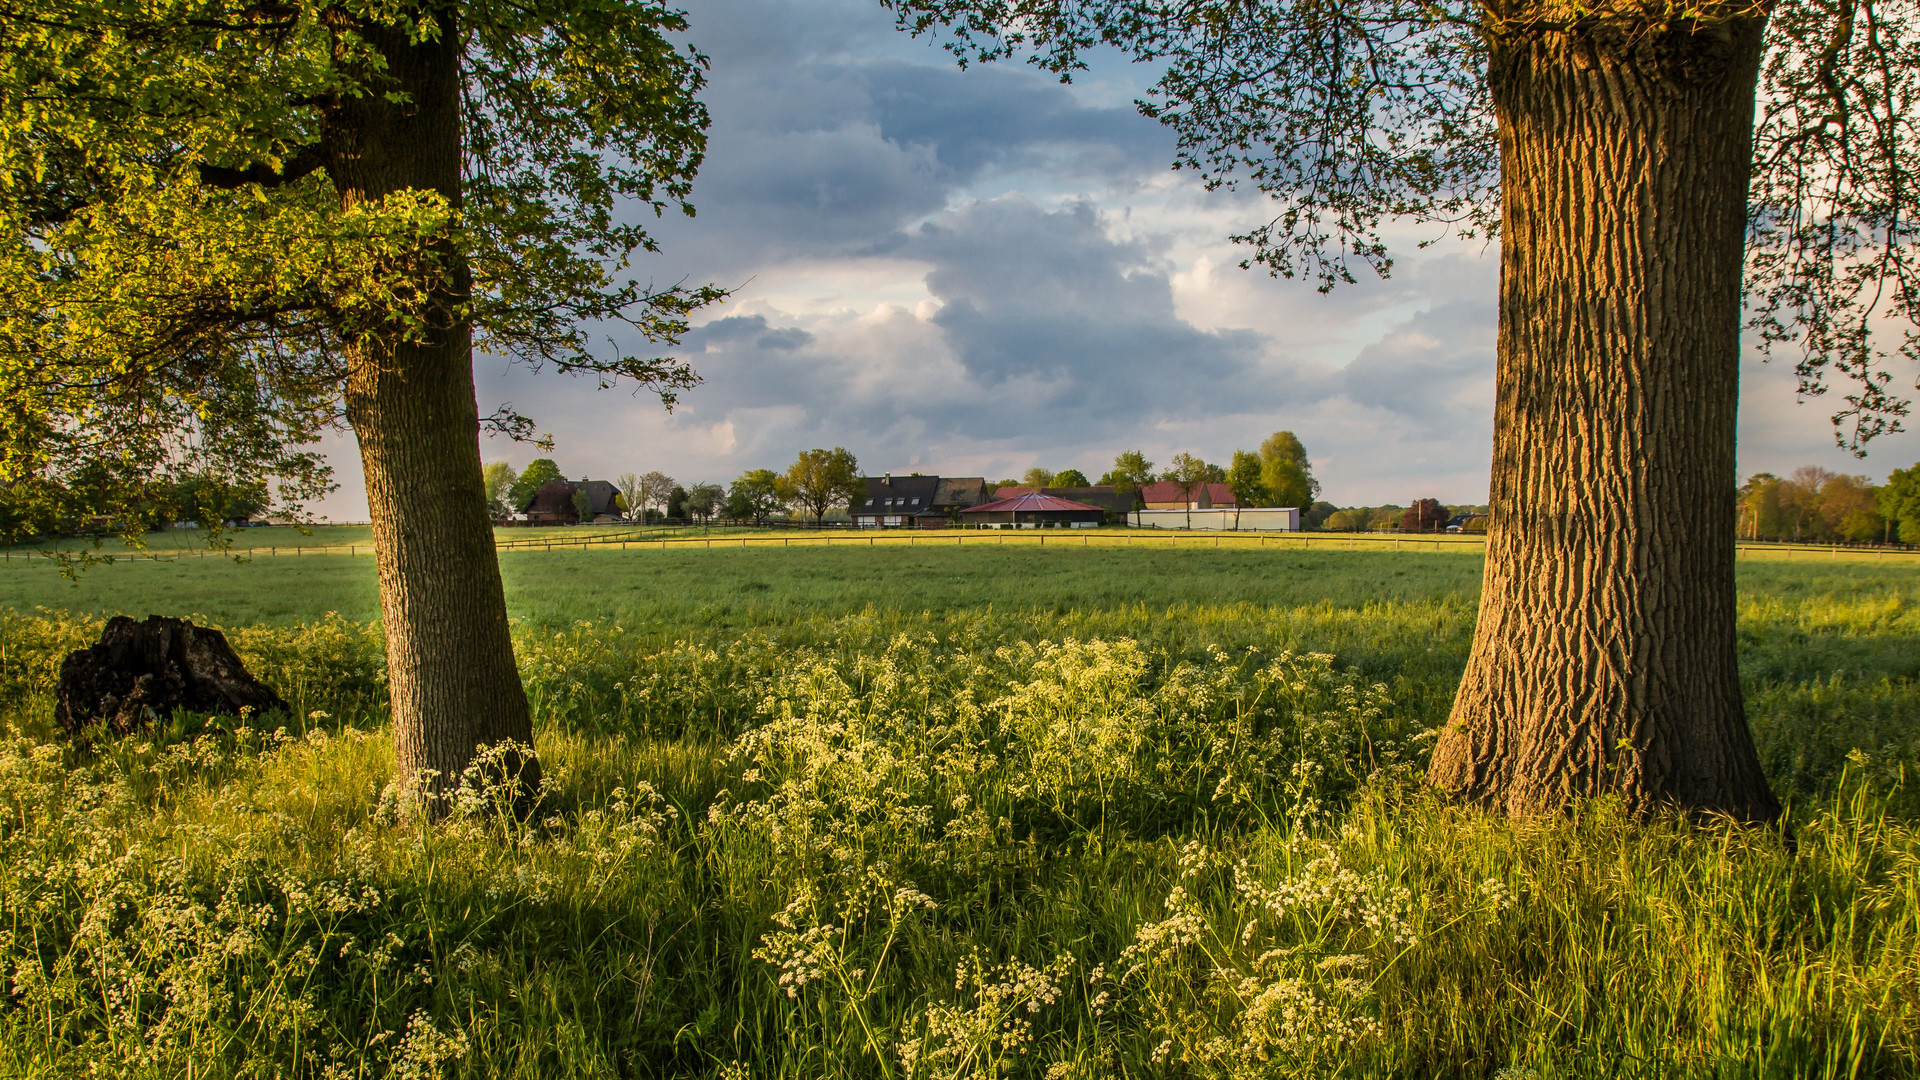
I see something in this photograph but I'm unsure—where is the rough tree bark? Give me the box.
[329,11,540,806]
[1427,14,1780,819]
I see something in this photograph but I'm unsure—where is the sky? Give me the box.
[308,0,1920,520]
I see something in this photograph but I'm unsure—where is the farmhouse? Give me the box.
[853,474,991,528]
[960,491,1105,529]
[520,477,624,525]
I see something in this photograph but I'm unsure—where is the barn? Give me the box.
[958,492,1105,529]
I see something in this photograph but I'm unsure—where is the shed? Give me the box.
[959,492,1105,529]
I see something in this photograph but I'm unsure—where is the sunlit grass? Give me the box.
[0,550,1915,1077]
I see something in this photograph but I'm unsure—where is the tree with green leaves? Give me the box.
[1880,465,1920,545]
[482,462,517,520]
[779,448,862,522]
[1165,451,1211,529]
[1257,431,1318,510]
[1051,468,1090,487]
[615,472,644,522]
[1227,450,1269,509]
[882,0,1920,819]
[683,481,723,524]
[3,0,722,804]
[1022,466,1055,489]
[506,459,565,517]
[729,468,786,523]
[569,488,593,525]
[639,471,677,522]
[1098,450,1155,500]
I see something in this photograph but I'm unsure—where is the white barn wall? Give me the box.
[1129,508,1300,531]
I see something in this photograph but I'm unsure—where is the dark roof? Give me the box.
[577,479,620,516]
[1039,486,1133,514]
[855,474,944,516]
[961,492,1105,514]
[931,476,990,509]
[521,477,622,517]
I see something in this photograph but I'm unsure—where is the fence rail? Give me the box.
[5,530,1916,564]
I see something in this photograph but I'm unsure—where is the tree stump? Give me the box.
[55,615,290,738]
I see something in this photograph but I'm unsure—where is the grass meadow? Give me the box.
[0,534,1916,1078]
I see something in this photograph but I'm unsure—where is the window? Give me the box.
[865,499,874,506]
[910,498,920,505]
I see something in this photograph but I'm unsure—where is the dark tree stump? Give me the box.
[55,615,290,738]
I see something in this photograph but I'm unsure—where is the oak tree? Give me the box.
[729,468,785,522]
[1257,431,1318,510]
[1098,449,1156,498]
[1227,449,1270,507]
[888,0,1920,819]
[2,0,720,803]
[780,447,862,522]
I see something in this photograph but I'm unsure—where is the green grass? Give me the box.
[0,545,1916,1077]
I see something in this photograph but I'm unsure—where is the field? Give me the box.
[0,536,1916,1077]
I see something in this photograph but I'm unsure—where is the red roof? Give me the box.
[960,492,1105,514]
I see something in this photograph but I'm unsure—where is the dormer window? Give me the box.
[910,498,920,505]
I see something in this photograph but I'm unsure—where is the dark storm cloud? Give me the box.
[641,0,1174,272]
[648,198,1298,451]
[686,314,815,351]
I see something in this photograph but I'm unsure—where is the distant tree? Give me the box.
[1051,468,1090,488]
[666,484,689,522]
[1880,465,1920,545]
[1167,452,1212,529]
[1258,431,1319,509]
[507,459,564,515]
[482,462,518,520]
[1462,516,1490,534]
[1402,499,1448,534]
[991,478,1021,492]
[171,474,269,528]
[780,448,862,522]
[1780,466,1839,541]
[639,471,676,519]
[684,482,724,524]
[1227,450,1270,508]
[1369,506,1405,531]
[730,469,786,523]
[570,488,593,525]
[615,473,644,522]
[1739,473,1783,539]
[1303,501,1337,530]
[1022,466,1055,489]
[1818,475,1881,542]
[1099,451,1155,500]
[1324,508,1370,532]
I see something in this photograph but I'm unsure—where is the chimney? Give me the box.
[883,473,892,485]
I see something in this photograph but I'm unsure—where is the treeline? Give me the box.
[482,448,865,524]
[1024,431,1322,508]
[1740,465,1920,544]
[0,472,270,541]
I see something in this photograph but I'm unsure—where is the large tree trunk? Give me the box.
[1427,16,1778,820]
[328,10,539,807]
